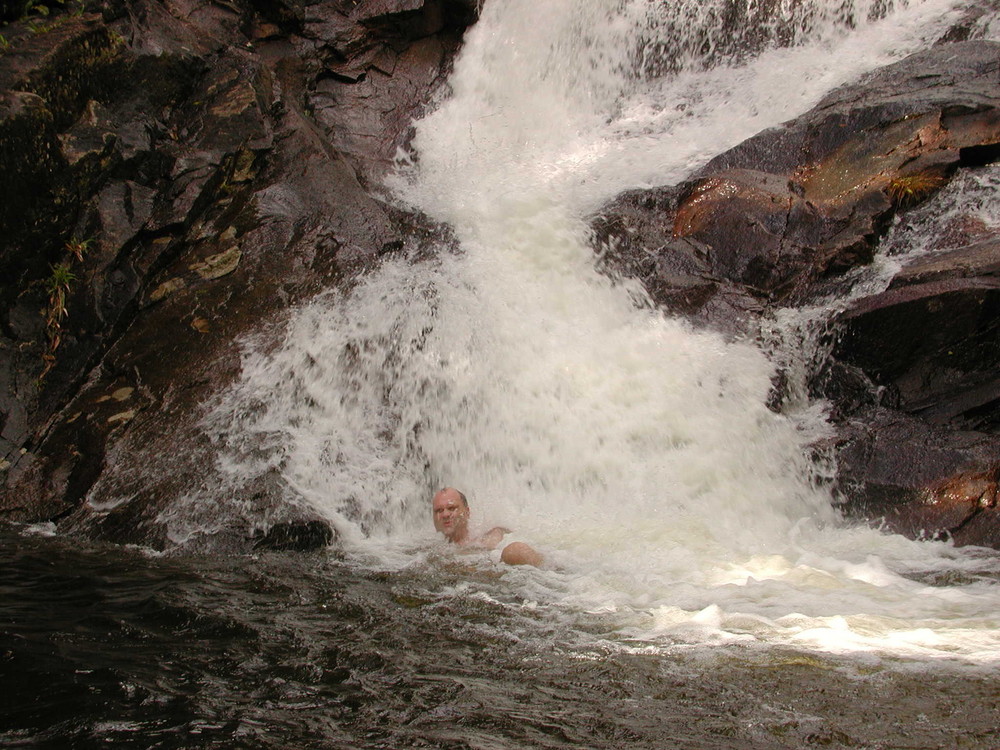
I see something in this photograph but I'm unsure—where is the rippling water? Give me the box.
[4,526,1000,749]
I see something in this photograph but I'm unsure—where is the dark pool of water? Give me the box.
[2,526,999,749]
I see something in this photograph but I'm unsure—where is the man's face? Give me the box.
[432,488,469,541]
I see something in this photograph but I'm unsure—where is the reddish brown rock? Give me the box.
[595,41,1000,329]
[834,408,1000,544]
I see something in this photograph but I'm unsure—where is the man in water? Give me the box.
[432,487,543,567]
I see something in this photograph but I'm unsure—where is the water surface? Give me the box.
[3,527,999,748]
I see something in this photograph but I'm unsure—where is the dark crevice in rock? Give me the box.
[959,141,1000,167]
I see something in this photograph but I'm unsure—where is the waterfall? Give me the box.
[207,0,1000,661]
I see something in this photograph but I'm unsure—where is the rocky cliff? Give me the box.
[1,0,473,548]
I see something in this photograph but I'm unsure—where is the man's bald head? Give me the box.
[432,487,470,542]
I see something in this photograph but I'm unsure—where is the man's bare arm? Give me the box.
[501,542,544,567]
[478,526,511,550]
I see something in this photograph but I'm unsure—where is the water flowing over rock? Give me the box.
[10,6,1000,744]
[593,38,1000,548]
[0,0,474,548]
[4,0,1000,554]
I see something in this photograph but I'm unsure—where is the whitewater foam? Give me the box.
[209,0,1000,663]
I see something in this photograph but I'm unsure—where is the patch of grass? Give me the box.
[887,172,946,207]
[19,0,88,34]
[36,235,93,381]
[65,236,92,262]
[23,0,71,18]
[40,262,76,381]
[26,16,55,33]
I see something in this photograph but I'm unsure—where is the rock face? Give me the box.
[592,39,1000,548]
[827,231,1000,544]
[0,0,475,549]
[595,40,1000,322]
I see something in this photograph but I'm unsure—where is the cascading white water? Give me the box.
[209,0,1000,662]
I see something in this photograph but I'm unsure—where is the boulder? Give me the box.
[834,407,1000,546]
[253,519,335,552]
[833,267,1000,431]
[594,40,1000,314]
[591,185,765,338]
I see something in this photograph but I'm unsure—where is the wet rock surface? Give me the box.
[253,518,336,551]
[593,39,1000,547]
[0,0,471,549]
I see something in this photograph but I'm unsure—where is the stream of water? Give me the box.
[6,0,1000,747]
[206,0,1000,661]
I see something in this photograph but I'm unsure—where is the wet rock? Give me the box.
[591,185,763,337]
[595,40,1000,316]
[253,519,335,552]
[889,237,1000,285]
[934,0,1000,45]
[0,0,473,551]
[57,99,117,165]
[927,213,996,252]
[834,276,1000,429]
[637,0,901,79]
[818,233,1000,546]
[95,180,157,253]
[808,360,886,422]
[306,0,472,181]
[834,408,1000,546]
[672,168,891,298]
[190,245,241,280]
